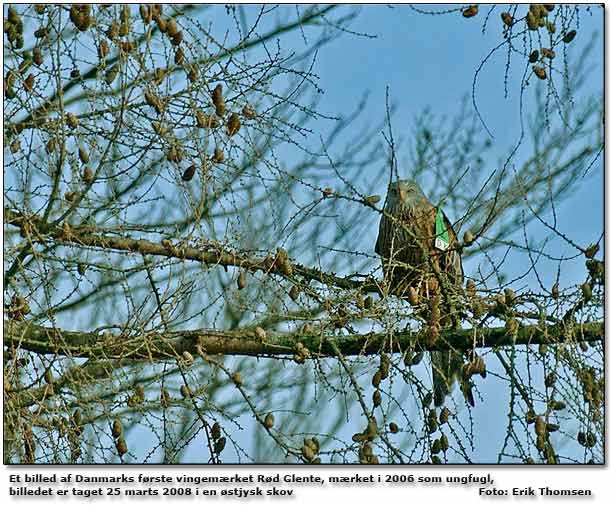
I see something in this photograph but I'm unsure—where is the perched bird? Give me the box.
[375,179,471,406]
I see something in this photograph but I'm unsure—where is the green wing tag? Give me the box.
[434,207,450,251]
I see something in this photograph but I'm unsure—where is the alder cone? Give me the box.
[533,66,547,80]
[181,164,196,181]
[462,5,478,18]
[227,113,241,137]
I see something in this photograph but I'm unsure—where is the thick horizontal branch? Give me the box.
[4,207,380,293]
[4,320,603,361]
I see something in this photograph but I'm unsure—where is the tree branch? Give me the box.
[4,320,603,361]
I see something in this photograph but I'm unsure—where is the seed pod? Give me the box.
[171,31,183,46]
[545,372,556,388]
[66,112,78,129]
[255,326,266,340]
[181,164,196,181]
[427,409,438,434]
[180,384,191,398]
[118,40,134,55]
[237,271,246,290]
[166,145,183,163]
[167,18,179,37]
[364,295,373,309]
[196,111,207,128]
[546,21,556,33]
[22,73,35,93]
[264,413,274,429]
[45,137,56,153]
[33,27,48,39]
[211,422,221,440]
[577,431,586,446]
[408,286,419,306]
[231,372,243,387]
[152,121,165,136]
[440,433,449,452]
[410,351,424,366]
[529,4,545,17]
[526,11,538,30]
[182,351,194,365]
[372,390,382,407]
[140,5,152,24]
[365,194,381,206]
[389,422,399,434]
[379,353,390,379]
[546,423,559,433]
[563,30,576,43]
[585,244,599,258]
[112,419,122,439]
[581,283,592,301]
[105,65,119,85]
[78,146,89,164]
[242,103,257,119]
[212,147,224,164]
[463,230,474,245]
[82,166,93,184]
[227,113,241,137]
[34,4,46,14]
[462,5,478,18]
[119,5,130,34]
[422,392,433,407]
[155,15,167,33]
[106,21,119,40]
[301,444,315,461]
[98,40,109,59]
[532,66,547,80]
[214,437,227,454]
[212,84,226,116]
[551,282,559,299]
[538,343,548,355]
[543,4,555,11]
[33,47,43,66]
[64,191,76,202]
[501,12,514,27]
[371,370,382,388]
[504,288,517,305]
[289,285,300,301]
[541,48,555,60]
[77,262,87,275]
[116,437,128,456]
[585,432,596,448]
[439,407,450,425]
[586,259,604,281]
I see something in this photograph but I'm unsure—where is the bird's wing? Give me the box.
[439,208,464,285]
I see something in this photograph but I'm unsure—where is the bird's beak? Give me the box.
[399,188,407,202]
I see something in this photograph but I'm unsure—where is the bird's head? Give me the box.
[387,179,425,207]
